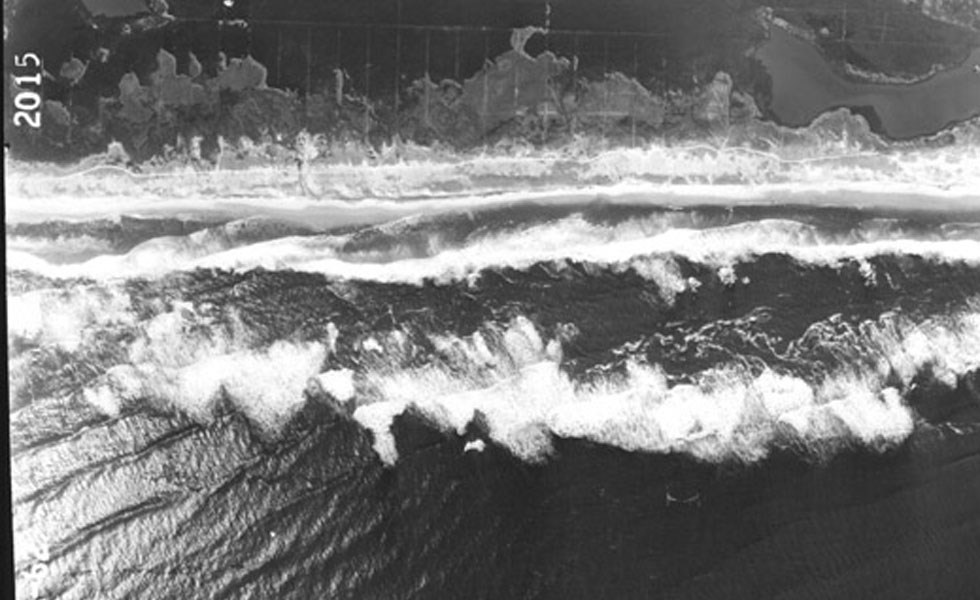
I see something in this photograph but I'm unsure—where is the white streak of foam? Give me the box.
[245,218,979,306]
[8,219,347,279]
[7,139,979,222]
[12,217,980,291]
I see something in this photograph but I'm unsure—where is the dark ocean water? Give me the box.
[9,200,980,599]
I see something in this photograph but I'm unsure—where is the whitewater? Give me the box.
[9,198,980,465]
[9,177,980,599]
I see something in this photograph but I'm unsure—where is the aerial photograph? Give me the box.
[5,0,980,598]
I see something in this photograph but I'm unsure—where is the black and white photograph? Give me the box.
[5,0,980,598]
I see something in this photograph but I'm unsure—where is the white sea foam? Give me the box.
[200,217,978,309]
[13,216,980,291]
[349,310,980,465]
[464,439,487,453]
[311,369,357,404]
[7,217,347,279]
[85,341,327,429]
[80,305,327,430]
[269,217,980,286]
[788,309,980,389]
[7,286,135,352]
[53,293,980,462]
[7,136,979,217]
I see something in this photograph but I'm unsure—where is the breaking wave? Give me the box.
[77,302,329,431]
[8,286,136,353]
[349,309,980,465]
[44,290,977,465]
[8,203,980,467]
[10,214,980,298]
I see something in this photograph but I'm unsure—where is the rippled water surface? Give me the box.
[9,199,980,599]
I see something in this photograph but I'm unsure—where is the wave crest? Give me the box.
[10,214,980,290]
[79,303,327,431]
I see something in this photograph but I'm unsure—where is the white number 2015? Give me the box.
[13,52,42,128]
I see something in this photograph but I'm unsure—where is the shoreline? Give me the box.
[7,179,980,229]
[7,131,980,227]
